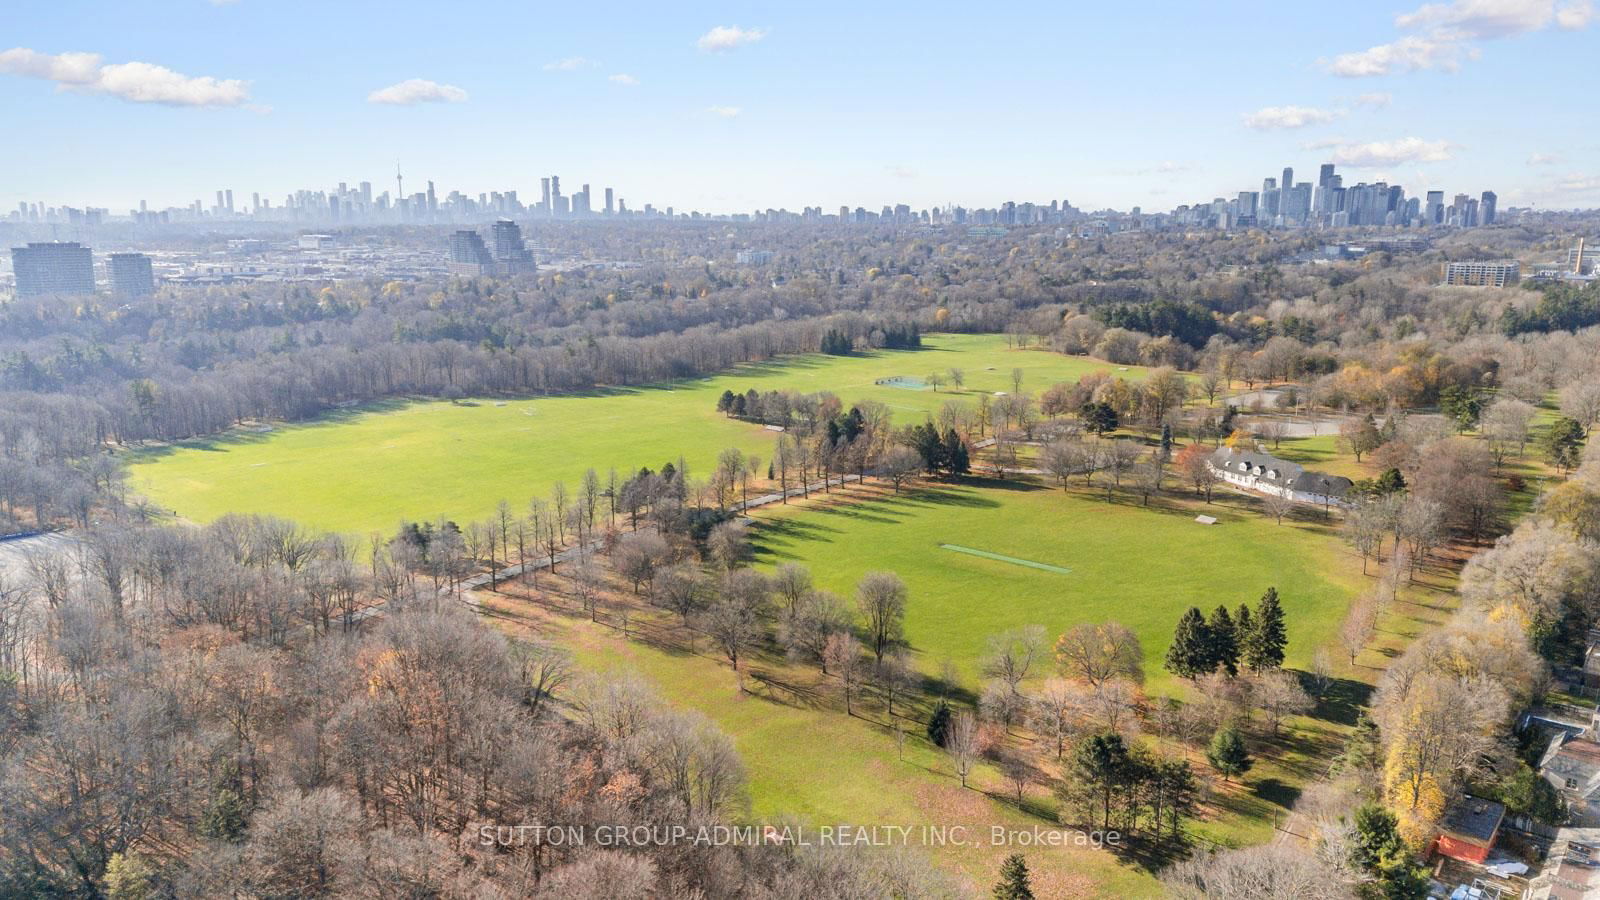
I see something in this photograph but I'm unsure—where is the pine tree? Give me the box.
[943,429,970,475]
[1351,803,1429,899]
[1235,603,1254,658]
[716,389,735,415]
[909,423,945,472]
[1244,587,1288,672]
[1374,467,1406,495]
[1206,726,1252,781]
[1164,607,1213,679]
[199,787,249,843]
[927,700,952,747]
[993,854,1035,900]
[1207,605,1238,677]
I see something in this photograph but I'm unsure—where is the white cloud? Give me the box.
[1555,173,1600,192]
[1242,105,1345,130]
[1395,0,1589,37]
[0,47,249,106]
[367,78,467,105]
[697,25,767,52]
[1355,91,1393,107]
[1323,35,1473,76]
[1114,160,1191,176]
[608,73,639,86]
[542,57,595,71]
[1305,136,1455,166]
[1558,0,1596,27]
[1324,0,1592,76]
[707,105,742,118]
[1528,151,1563,165]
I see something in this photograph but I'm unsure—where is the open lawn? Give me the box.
[751,477,1367,693]
[484,583,1167,897]
[476,474,1433,894]
[126,333,1167,536]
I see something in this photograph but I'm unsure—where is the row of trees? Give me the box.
[1163,588,1289,679]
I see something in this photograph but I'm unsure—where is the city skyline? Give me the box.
[2,0,1596,214]
[5,156,1507,231]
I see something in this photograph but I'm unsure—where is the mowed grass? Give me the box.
[479,475,1384,894]
[126,334,1163,536]
[751,478,1365,693]
[483,558,1167,898]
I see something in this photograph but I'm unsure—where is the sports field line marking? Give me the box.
[937,544,1072,574]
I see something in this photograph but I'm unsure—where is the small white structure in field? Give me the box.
[1194,515,1218,526]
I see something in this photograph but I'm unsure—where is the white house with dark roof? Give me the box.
[1207,447,1354,507]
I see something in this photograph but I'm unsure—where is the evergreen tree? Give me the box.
[103,851,157,900]
[1152,758,1200,845]
[1546,416,1587,473]
[820,329,854,355]
[1244,587,1288,672]
[927,700,952,747]
[1160,423,1174,460]
[199,787,249,843]
[1079,402,1119,436]
[1220,404,1238,436]
[716,389,735,415]
[1374,467,1406,495]
[992,854,1035,900]
[943,429,970,475]
[1235,603,1254,654]
[1164,607,1213,679]
[1206,605,1238,677]
[1206,726,1252,781]
[1068,732,1130,829]
[908,423,946,472]
[1351,803,1429,899]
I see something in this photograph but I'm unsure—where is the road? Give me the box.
[0,531,82,584]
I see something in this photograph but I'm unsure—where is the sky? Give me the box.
[2,0,1597,215]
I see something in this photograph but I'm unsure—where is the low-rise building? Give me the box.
[1542,723,1600,826]
[1433,795,1506,865]
[1207,447,1353,506]
[1444,260,1520,287]
[1525,827,1600,899]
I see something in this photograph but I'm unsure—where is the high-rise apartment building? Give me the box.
[109,252,156,297]
[1480,191,1497,225]
[11,242,95,297]
[490,219,536,273]
[448,230,495,275]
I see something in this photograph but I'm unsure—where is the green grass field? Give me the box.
[483,473,1385,895]
[751,479,1365,693]
[126,334,1165,535]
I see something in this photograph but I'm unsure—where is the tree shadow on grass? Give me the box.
[1252,776,1301,812]
[1314,676,1373,727]
[898,486,1004,509]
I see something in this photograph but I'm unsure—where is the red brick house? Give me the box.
[1433,795,1506,865]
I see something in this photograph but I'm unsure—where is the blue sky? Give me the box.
[3,0,1596,214]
